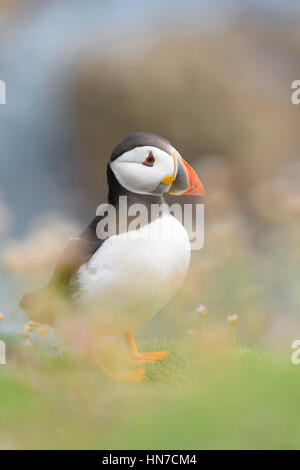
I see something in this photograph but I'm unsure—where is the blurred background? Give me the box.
[1,0,300,450]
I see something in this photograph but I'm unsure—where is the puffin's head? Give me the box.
[109,132,205,196]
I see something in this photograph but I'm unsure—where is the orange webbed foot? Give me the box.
[130,351,172,364]
[111,367,148,383]
[124,331,172,366]
[97,362,148,383]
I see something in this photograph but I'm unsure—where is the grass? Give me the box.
[0,336,300,449]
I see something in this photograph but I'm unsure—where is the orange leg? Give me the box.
[124,332,171,364]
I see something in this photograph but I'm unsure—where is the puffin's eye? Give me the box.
[143,153,155,167]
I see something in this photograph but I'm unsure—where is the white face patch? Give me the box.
[110,146,175,195]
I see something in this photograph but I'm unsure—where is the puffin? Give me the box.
[21,132,205,381]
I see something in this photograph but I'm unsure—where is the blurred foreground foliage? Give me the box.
[0,336,299,450]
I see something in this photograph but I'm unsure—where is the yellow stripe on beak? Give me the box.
[161,175,174,185]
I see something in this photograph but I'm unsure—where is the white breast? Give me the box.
[76,214,191,335]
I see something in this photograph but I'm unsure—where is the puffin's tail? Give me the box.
[20,287,55,325]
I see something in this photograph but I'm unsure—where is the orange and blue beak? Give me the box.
[169,151,205,196]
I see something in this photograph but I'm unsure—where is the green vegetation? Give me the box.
[0,338,299,450]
